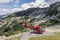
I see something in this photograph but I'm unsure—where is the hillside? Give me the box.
[46,1,60,22]
[0,1,60,37]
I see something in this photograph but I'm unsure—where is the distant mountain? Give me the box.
[1,1,60,23]
[0,1,60,36]
[0,14,10,19]
[12,7,48,21]
[14,7,40,16]
[0,15,7,19]
[0,15,4,19]
[45,1,60,22]
[13,7,48,17]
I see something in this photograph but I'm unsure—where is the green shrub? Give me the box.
[40,20,57,27]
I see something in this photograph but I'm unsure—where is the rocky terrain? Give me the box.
[0,1,60,40]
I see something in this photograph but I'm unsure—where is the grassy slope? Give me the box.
[29,32,60,40]
[5,36,20,40]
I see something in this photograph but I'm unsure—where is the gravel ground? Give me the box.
[0,24,60,40]
[20,24,60,40]
[20,30,54,40]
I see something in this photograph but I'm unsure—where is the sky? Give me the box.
[0,0,60,15]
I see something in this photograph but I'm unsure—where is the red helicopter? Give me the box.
[32,24,45,34]
[23,22,45,34]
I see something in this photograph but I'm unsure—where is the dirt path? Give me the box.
[20,30,54,40]
[20,27,60,40]
[0,33,21,40]
[0,24,60,40]
[0,28,60,40]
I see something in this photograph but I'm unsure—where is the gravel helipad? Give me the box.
[20,30,55,40]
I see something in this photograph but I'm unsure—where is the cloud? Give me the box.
[0,0,49,15]
[1,0,60,15]
[0,0,13,4]
[21,0,60,10]
[0,8,23,15]
[10,8,23,13]
[46,0,60,4]
[21,0,49,10]
[0,8,10,15]
[13,0,20,7]
[15,0,19,3]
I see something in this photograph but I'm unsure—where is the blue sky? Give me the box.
[0,0,35,9]
[19,0,35,6]
[0,0,60,15]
